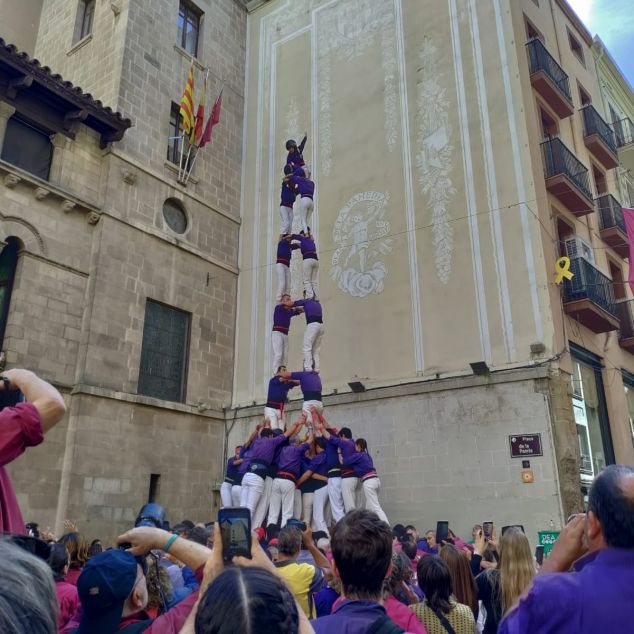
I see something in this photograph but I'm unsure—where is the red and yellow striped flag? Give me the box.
[193,75,206,145]
[179,64,195,141]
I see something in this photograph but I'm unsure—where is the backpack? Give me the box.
[367,614,406,634]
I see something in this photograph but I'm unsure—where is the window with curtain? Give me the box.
[177,1,202,56]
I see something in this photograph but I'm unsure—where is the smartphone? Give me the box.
[501,524,525,535]
[436,520,449,544]
[482,521,493,541]
[535,545,544,566]
[218,507,251,563]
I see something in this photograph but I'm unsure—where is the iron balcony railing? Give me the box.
[541,137,592,200]
[526,38,572,103]
[563,257,618,318]
[596,193,625,233]
[613,117,634,148]
[617,299,634,339]
[581,105,617,154]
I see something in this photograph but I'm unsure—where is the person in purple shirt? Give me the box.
[286,134,307,170]
[296,437,330,535]
[292,231,319,299]
[271,294,303,377]
[278,369,323,429]
[279,164,297,236]
[239,420,302,515]
[293,297,324,373]
[286,167,315,234]
[276,234,300,302]
[499,464,634,634]
[311,509,403,633]
[220,445,242,508]
[267,421,312,528]
[264,373,299,431]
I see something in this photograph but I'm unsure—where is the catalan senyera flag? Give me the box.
[179,64,195,142]
[193,76,206,145]
[199,87,223,149]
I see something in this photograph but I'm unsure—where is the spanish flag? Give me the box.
[179,63,195,142]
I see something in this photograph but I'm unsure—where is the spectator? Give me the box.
[314,571,341,617]
[48,542,79,633]
[88,540,103,559]
[500,464,634,634]
[410,556,475,634]
[476,527,534,634]
[58,532,89,586]
[274,524,328,617]
[420,531,438,555]
[468,525,482,545]
[0,538,57,634]
[439,544,478,619]
[383,552,427,633]
[311,509,405,633]
[66,525,209,633]
[0,369,66,533]
[144,555,174,616]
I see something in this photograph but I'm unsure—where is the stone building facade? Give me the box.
[1,0,246,541]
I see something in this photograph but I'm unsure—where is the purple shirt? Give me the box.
[327,435,356,462]
[276,443,310,476]
[0,403,43,533]
[346,451,376,478]
[286,135,307,168]
[290,371,322,400]
[294,299,322,323]
[291,234,318,260]
[249,434,288,464]
[312,600,391,634]
[276,238,298,265]
[267,376,295,408]
[280,180,297,207]
[289,173,315,198]
[273,304,301,333]
[499,548,634,634]
[308,452,329,477]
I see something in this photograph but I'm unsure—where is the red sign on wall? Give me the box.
[509,434,543,458]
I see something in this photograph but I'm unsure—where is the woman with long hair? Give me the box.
[475,527,535,634]
[410,556,476,634]
[57,532,89,586]
[383,552,427,633]
[439,543,478,619]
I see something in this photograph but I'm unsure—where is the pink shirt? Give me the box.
[384,596,428,634]
[55,580,79,633]
[0,403,43,533]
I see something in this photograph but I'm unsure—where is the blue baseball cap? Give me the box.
[77,549,139,633]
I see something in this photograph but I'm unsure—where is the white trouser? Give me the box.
[299,197,314,233]
[302,258,319,299]
[275,263,291,302]
[293,489,302,520]
[302,400,323,427]
[327,477,345,522]
[302,492,314,527]
[253,475,273,528]
[363,477,388,524]
[231,484,242,507]
[303,322,324,372]
[279,205,293,235]
[271,331,289,374]
[342,477,359,513]
[220,482,233,508]
[263,406,284,430]
[267,478,297,528]
[311,485,330,534]
[240,472,265,514]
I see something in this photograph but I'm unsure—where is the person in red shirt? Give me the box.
[49,542,80,633]
[0,368,66,533]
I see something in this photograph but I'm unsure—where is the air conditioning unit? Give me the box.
[565,235,594,265]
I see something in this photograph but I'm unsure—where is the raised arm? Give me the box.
[242,424,261,449]
[301,526,330,572]
[284,418,304,438]
[298,134,307,153]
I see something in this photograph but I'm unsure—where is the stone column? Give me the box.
[0,103,16,153]
[49,132,70,185]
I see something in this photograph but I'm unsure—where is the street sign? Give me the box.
[538,530,560,555]
[509,433,543,458]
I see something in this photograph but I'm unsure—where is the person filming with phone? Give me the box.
[0,368,66,533]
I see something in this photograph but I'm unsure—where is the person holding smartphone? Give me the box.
[0,369,66,533]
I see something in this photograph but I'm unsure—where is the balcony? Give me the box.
[563,257,619,333]
[616,300,634,354]
[527,38,574,118]
[581,105,619,169]
[542,137,594,215]
[614,117,634,175]
[596,194,629,258]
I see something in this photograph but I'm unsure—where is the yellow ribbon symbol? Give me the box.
[554,256,574,284]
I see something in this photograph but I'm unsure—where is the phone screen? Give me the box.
[483,521,493,540]
[218,507,251,563]
[535,545,544,565]
[436,521,449,544]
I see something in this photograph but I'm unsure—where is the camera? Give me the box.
[134,503,169,530]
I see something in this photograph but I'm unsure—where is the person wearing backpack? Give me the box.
[311,509,410,634]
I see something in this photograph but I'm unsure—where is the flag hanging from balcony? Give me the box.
[199,87,223,149]
[623,207,634,295]
[193,72,207,145]
[179,63,196,142]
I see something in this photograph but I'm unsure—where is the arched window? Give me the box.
[0,237,20,349]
